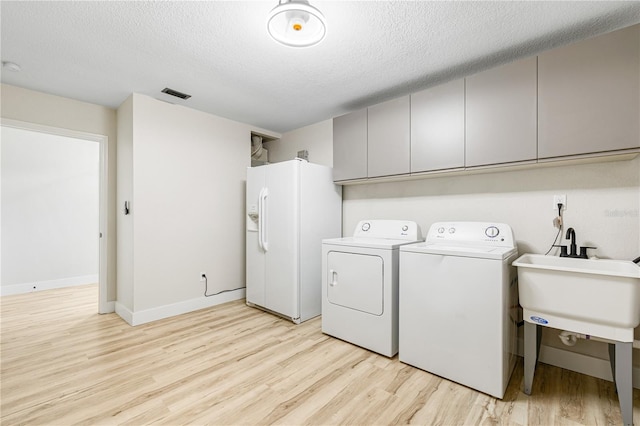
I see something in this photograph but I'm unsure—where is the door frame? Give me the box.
[1,118,111,313]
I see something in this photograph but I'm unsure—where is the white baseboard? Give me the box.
[0,274,99,296]
[115,302,134,325]
[115,288,246,326]
[517,338,640,389]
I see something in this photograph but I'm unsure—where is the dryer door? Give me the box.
[326,251,383,315]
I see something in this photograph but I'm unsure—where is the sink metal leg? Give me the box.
[608,343,616,386]
[524,322,541,395]
[613,341,633,426]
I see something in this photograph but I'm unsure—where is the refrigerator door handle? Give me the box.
[257,188,264,251]
[329,269,338,286]
[259,187,269,252]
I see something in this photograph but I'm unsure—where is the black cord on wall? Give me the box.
[203,274,244,297]
[544,203,564,256]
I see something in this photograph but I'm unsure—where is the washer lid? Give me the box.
[401,241,517,260]
[323,236,421,250]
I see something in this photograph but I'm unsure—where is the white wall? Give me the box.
[264,120,333,167]
[268,122,640,377]
[133,93,250,311]
[1,84,117,301]
[343,159,640,259]
[116,96,134,311]
[1,127,99,293]
[116,93,260,324]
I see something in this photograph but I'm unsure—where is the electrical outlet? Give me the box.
[199,272,206,282]
[553,194,566,210]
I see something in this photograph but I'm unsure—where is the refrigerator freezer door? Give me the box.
[246,166,266,307]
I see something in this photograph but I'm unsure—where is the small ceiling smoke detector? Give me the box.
[267,0,326,48]
[2,61,21,72]
[161,87,191,100]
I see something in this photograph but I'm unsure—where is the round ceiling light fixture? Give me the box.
[267,0,326,48]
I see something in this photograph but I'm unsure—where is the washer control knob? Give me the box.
[485,226,500,238]
[362,222,371,232]
[448,227,456,234]
[402,225,408,232]
[438,227,445,234]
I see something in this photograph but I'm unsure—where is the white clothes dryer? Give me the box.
[399,222,519,399]
[322,220,422,357]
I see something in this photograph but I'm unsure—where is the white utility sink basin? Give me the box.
[513,253,640,342]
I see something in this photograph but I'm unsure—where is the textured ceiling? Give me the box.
[1,1,639,134]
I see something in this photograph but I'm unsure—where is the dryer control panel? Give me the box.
[426,221,515,248]
[353,220,421,241]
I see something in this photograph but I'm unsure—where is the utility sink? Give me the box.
[515,253,640,426]
[513,253,640,342]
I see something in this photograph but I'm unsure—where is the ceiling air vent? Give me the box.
[161,87,191,100]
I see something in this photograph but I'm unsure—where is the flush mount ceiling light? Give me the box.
[267,0,326,48]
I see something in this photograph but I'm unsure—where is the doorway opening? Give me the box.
[1,119,109,313]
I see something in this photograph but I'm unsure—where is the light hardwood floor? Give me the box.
[1,284,638,425]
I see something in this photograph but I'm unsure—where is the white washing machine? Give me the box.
[322,220,422,357]
[399,221,519,399]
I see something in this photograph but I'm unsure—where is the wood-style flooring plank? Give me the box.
[2,284,638,425]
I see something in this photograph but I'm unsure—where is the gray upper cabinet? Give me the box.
[411,79,465,172]
[538,24,640,158]
[465,57,537,167]
[367,96,411,178]
[332,109,367,181]
[332,24,639,184]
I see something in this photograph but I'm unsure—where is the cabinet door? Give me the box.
[411,79,465,172]
[368,96,410,177]
[538,24,640,158]
[326,251,383,315]
[332,109,367,182]
[465,57,537,167]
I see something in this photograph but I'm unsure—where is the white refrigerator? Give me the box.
[246,159,342,323]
